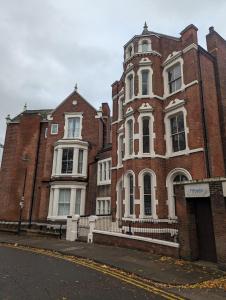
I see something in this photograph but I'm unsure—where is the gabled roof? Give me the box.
[51,90,98,115]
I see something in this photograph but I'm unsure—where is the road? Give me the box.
[0,245,182,300]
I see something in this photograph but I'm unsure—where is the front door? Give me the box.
[194,198,217,262]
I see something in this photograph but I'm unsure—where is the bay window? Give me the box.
[58,189,70,216]
[142,117,150,153]
[61,148,74,174]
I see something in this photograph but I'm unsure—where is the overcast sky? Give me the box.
[0,0,226,145]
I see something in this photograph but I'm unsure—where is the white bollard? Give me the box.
[87,215,98,243]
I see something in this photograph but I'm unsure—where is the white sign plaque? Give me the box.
[222,182,226,197]
[184,183,210,198]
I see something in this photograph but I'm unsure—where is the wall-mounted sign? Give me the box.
[222,182,226,197]
[184,183,210,198]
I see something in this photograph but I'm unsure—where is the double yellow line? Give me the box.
[1,243,185,300]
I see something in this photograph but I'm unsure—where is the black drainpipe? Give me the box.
[28,119,42,227]
[197,46,211,178]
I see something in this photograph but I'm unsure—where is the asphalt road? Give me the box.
[0,246,167,300]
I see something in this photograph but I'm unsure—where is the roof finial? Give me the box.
[142,22,149,34]
[23,103,27,111]
[74,83,78,92]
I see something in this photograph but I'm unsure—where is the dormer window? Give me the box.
[167,63,182,94]
[142,40,149,52]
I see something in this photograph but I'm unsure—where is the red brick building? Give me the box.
[0,23,226,251]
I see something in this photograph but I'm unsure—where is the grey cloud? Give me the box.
[0,0,226,143]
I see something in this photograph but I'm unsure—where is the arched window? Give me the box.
[127,45,133,58]
[173,174,188,183]
[128,74,134,99]
[143,173,152,215]
[118,134,124,166]
[128,119,133,155]
[142,117,150,153]
[129,174,134,215]
[141,70,149,95]
[142,40,149,52]
[138,169,157,218]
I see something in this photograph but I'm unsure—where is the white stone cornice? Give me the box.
[183,43,198,54]
[164,98,185,113]
[138,102,154,112]
[162,51,182,67]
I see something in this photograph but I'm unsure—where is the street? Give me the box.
[0,246,180,300]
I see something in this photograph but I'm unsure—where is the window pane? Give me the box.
[142,41,149,52]
[128,120,133,155]
[144,174,151,194]
[172,135,179,152]
[128,75,133,99]
[142,70,149,95]
[178,132,186,150]
[177,113,184,132]
[168,64,182,93]
[143,117,150,153]
[77,149,83,174]
[61,148,74,174]
[170,116,177,134]
[144,195,152,215]
[75,189,81,215]
[68,117,80,138]
[129,175,134,215]
[58,189,70,216]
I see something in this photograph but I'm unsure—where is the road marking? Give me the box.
[0,243,185,300]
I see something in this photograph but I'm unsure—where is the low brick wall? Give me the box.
[93,231,179,258]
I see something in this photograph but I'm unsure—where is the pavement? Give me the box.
[0,231,225,287]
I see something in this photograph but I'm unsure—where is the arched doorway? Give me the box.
[166,168,192,219]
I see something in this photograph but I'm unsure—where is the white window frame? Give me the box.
[164,106,189,157]
[52,140,88,178]
[47,183,86,220]
[64,112,83,139]
[138,169,157,219]
[118,96,124,121]
[125,43,134,60]
[138,38,152,53]
[166,168,192,219]
[137,66,154,98]
[96,197,111,215]
[163,57,185,98]
[124,116,135,159]
[124,171,136,218]
[97,158,112,185]
[51,124,59,135]
[125,70,135,103]
[117,133,124,168]
[138,112,155,157]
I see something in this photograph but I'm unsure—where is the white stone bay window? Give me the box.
[52,140,88,177]
[48,184,86,220]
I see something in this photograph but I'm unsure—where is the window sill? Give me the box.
[52,174,87,178]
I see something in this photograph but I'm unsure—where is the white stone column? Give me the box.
[73,148,79,175]
[56,148,63,175]
[52,188,59,216]
[139,186,144,218]
[83,149,88,177]
[70,188,76,215]
[51,149,57,176]
[47,188,54,218]
[80,188,86,215]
